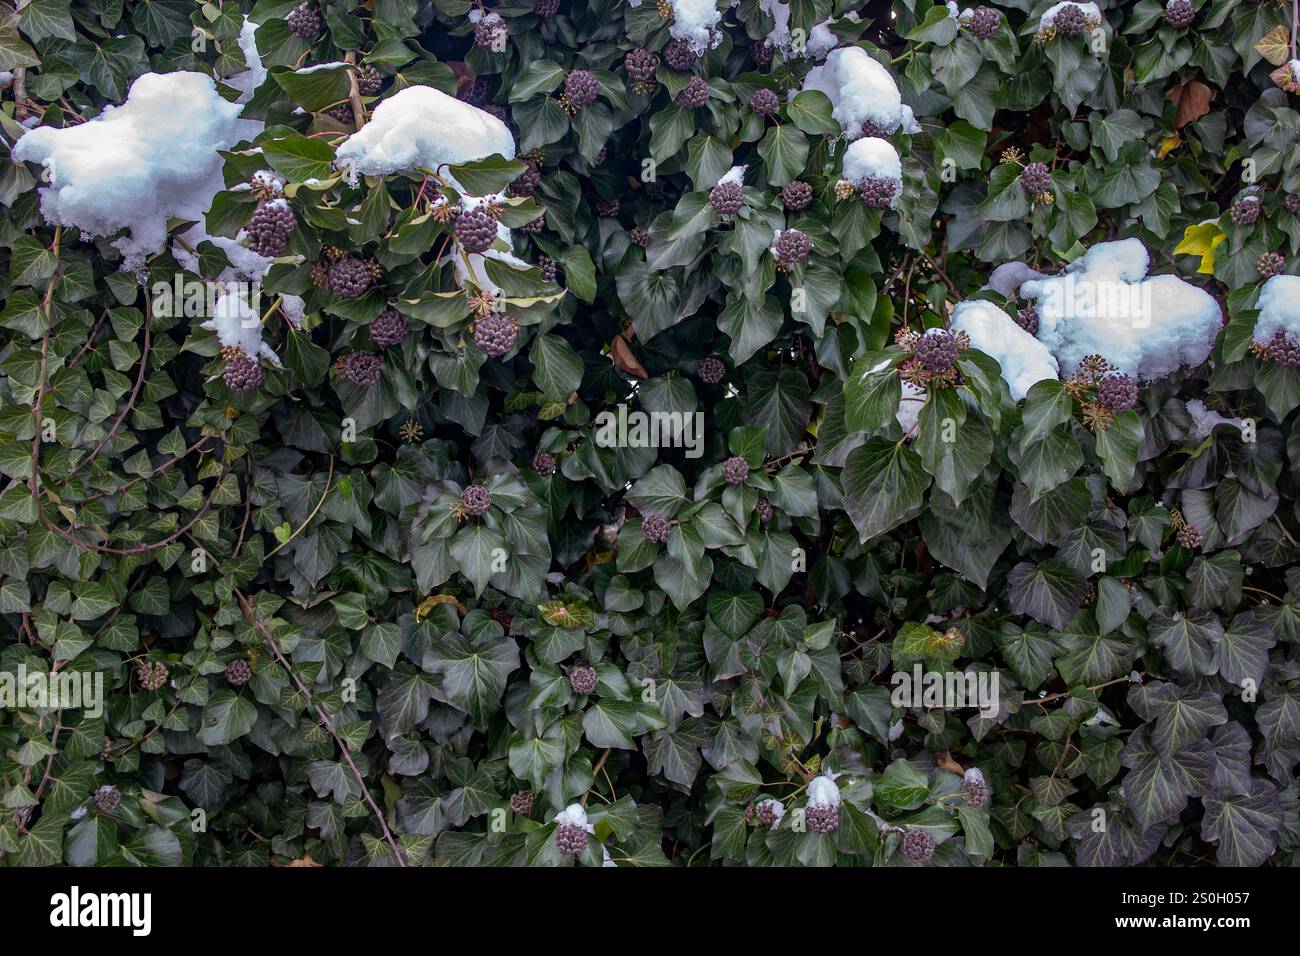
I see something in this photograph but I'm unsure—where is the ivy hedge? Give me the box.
[1,0,1299,867]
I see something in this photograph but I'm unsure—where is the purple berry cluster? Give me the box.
[1097,372,1138,411]
[1258,252,1286,278]
[967,6,1001,38]
[782,180,813,210]
[93,785,122,813]
[806,804,839,834]
[860,117,898,139]
[328,257,372,299]
[339,351,382,387]
[1053,3,1087,37]
[508,160,541,198]
[226,659,252,686]
[961,769,990,808]
[1164,0,1194,28]
[774,228,811,267]
[858,176,901,209]
[1020,162,1053,195]
[564,68,599,107]
[1015,306,1040,335]
[554,822,589,855]
[474,13,507,50]
[356,64,382,96]
[709,180,744,217]
[675,76,710,108]
[641,513,672,543]
[749,88,779,117]
[286,4,320,39]
[626,48,659,89]
[456,208,498,254]
[224,356,263,393]
[663,39,697,72]
[1263,330,1300,366]
[246,200,295,257]
[569,665,598,695]
[532,451,557,475]
[915,329,959,373]
[370,308,407,348]
[722,456,749,485]
[698,355,726,384]
[901,827,935,863]
[460,484,492,516]
[474,313,517,357]
[1230,196,1261,226]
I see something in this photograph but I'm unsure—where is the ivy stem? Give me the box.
[266,456,336,557]
[235,589,408,867]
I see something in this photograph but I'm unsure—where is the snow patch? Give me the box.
[951,300,1060,400]
[1041,1,1101,28]
[807,773,843,809]
[842,136,901,184]
[202,287,280,366]
[1184,399,1244,441]
[13,72,249,268]
[226,19,266,103]
[553,803,592,830]
[801,46,903,139]
[1019,239,1221,380]
[667,0,723,54]
[983,261,1045,299]
[334,85,516,184]
[1253,274,1300,347]
[716,164,746,187]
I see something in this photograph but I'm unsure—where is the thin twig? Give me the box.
[235,590,408,867]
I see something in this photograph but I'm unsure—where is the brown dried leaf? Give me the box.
[937,751,965,776]
[610,333,648,379]
[1165,80,1214,131]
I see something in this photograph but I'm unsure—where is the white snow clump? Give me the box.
[951,299,1060,401]
[1019,238,1221,380]
[334,85,516,183]
[716,164,747,187]
[203,287,281,366]
[1253,274,1300,347]
[667,0,723,54]
[1184,399,1245,441]
[801,46,904,138]
[1041,1,1102,28]
[806,773,843,809]
[13,71,248,268]
[842,136,902,190]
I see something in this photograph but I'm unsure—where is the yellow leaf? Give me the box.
[1157,133,1181,160]
[415,594,465,621]
[1173,222,1226,275]
[1271,62,1300,94]
[1255,24,1291,67]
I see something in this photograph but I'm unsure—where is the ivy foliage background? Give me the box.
[0,0,1299,867]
